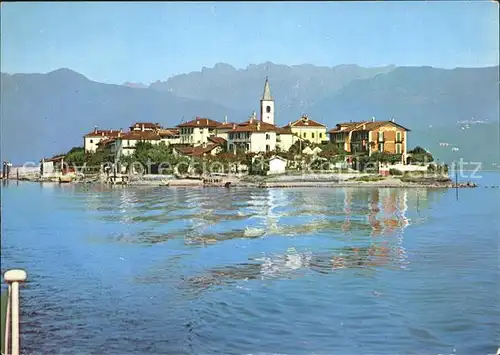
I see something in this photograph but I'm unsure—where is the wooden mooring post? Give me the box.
[3,269,27,355]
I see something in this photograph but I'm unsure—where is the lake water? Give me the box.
[1,173,499,354]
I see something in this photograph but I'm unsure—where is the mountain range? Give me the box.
[1,62,498,165]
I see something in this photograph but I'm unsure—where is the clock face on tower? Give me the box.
[266,106,271,113]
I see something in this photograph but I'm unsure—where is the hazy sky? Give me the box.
[1,1,498,84]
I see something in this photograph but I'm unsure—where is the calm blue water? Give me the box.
[1,173,499,355]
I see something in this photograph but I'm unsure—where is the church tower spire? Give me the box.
[260,77,275,125]
[262,77,272,100]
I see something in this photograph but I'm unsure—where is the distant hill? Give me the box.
[0,69,243,163]
[308,66,499,129]
[1,63,498,164]
[149,62,396,121]
[122,82,148,89]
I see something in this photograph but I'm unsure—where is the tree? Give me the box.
[409,146,427,155]
[132,141,155,166]
[85,146,113,167]
[408,146,434,163]
[367,152,401,164]
[64,146,85,165]
[289,140,309,155]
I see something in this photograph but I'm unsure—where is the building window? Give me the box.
[319,133,323,138]
[378,143,384,152]
[312,133,315,139]
[266,133,270,140]
[229,144,233,151]
[266,145,270,152]
[303,132,306,138]
[90,139,93,143]
[266,106,271,113]
[396,131,402,142]
[246,143,250,151]
[396,143,402,154]
[229,133,233,140]
[378,131,384,142]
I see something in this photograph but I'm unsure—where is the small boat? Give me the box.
[159,180,171,186]
[59,176,73,183]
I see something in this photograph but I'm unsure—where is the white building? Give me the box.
[112,131,162,158]
[177,117,222,145]
[302,146,323,156]
[268,156,287,175]
[215,116,238,141]
[129,122,161,132]
[227,113,278,154]
[276,127,301,152]
[158,128,181,145]
[83,128,121,153]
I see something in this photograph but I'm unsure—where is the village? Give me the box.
[25,78,458,187]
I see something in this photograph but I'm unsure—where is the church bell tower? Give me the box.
[260,77,275,125]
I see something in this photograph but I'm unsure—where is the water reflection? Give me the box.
[119,187,434,293]
[181,244,409,292]
[80,187,436,246]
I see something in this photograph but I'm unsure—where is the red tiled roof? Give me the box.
[277,127,293,134]
[45,155,65,162]
[118,131,161,140]
[216,122,239,130]
[328,120,411,133]
[130,122,161,129]
[84,129,121,138]
[328,121,367,133]
[177,117,222,128]
[97,138,116,146]
[175,143,220,157]
[230,120,279,133]
[208,136,227,146]
[158,129,179,137]
[285,116,326,128]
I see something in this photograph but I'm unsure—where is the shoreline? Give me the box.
[4,175,486,189]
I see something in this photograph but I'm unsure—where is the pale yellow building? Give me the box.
[283,115,328,144]
[177,117,222,145]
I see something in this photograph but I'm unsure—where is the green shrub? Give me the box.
[364,167,379,174]
[356,175,385,182]
[389,168,403,176]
